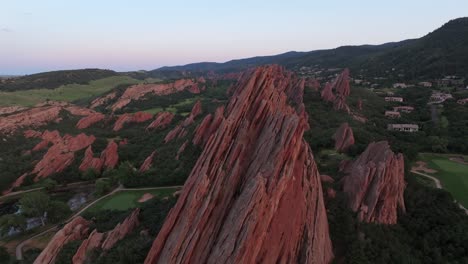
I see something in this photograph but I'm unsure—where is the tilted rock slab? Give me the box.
[144,65,333,264]
[333,122,355,152]
[342,141,406,224]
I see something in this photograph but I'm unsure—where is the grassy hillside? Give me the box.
[0,76,140,106]
[0,69,118,91]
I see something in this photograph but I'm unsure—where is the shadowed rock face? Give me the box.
[164,101,202,143]
[192,106,224,147]
[34,217,91,264]
[144,65,333,264]
[342,141,406,224]
[333,122,355,152]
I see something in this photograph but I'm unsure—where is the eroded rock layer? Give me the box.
[342,141,406,224]
[333,122,355,152]
[144,65,333,264]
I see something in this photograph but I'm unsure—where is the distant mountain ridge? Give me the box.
[155,17,468,80]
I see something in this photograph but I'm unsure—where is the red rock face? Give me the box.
[357,98,363,111]
[0,105,62,134]
[333,123,355,152]
[175,140,188,160]
[76,113,105,129]
[306,78,321,91]
[72,209,140,263]
[342,141,406,224]
[144,65,333,264]
[113,112,153,131]
[101,141,119,169]
[0,106,27,115]
[109,79,202,111]
[332,68,350,96]
[31,131,96,180]
[193,106,224,147]
[101,208,140,250]
[139,151,157,172]
[164,101,203,143]
[321,174,335,183]
[79,146,104,172]
[90,91,117,109]
[34,217,91,264]
[146,112,175,130]
[24,130,43,139]
[321,82,335,102]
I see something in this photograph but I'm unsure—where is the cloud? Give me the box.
[1,28,13,33]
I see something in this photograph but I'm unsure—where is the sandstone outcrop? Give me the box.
[357,98,363,111]
[342,141,406,224]
[72,209,140,264]
[321,83,335,102]
[34,217,91,264]
[144,65,333,264]
[306,78,321,91]
[139,151,157,172]
[321,174,335,183]
[113,112,153,131]
[79,146,104,172]
[192,106,224,146]
[175,140,188,160]
[90,91,117,109]
[0,106,27,115]
[164,101,202,143]
[100,141,119,169]
[109,79,202,111]
[76,113,105,129]
[30,131,96,180]
[146,112,174,130]
[333,123,355,152]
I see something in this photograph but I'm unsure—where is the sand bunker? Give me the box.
[138,193,154,203]
[412,161,438,174]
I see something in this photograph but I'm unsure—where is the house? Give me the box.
[385,97,404,102]
[418,81,432,87]
[393,83,407,88]
[429,92,453,104]
[437,77,465,87]
[393,106,414,113]
[387,124,419,132]
[385,111,401,119]
[457,98,468,105]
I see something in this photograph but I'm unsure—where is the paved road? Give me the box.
[412,170,467,215]
[15,185,182,260]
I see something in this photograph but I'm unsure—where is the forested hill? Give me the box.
[155,17,468,80]
[0,69,118,91]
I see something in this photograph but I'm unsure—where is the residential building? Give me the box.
[418,81,432,87]
[385,97,404,102]
[387,124,419,132]
[429,92,453,104]
[393,83,407,88]
[457,98,468,105]
[385,111,401,119]
[393,106,414,113]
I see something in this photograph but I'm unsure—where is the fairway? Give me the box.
[0,76,141,106]
[418,153,468,207]
[87,188,179,212]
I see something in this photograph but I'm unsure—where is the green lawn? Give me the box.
[418,153,468,207]
[0,76,141,106]
[86,188,179,212]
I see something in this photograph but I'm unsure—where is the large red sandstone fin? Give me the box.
[144,65,333,264]
[342,141,406,224]
[333,122,355,152]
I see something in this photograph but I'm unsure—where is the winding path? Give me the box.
[15,185,182,260]
[411,170,468,215]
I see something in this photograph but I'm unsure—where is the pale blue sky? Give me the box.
[1,0,467,74]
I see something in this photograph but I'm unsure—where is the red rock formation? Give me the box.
[321,174,335,183]
[164,101,203,143]
[119,138,128,146]
[109,79,202,111]
[79,146,104,172]
[101,208,140,250]
[101,141,119,169]
[332,68,350,96]
[144,65,333,264]
[192,106,224,147]
[0,106,27,115]
[2,173,28,195]
[357,98,363,111]
[139,151,157,172]
[146,112,175,130]
[24,130,43,139]
[113,112,153,131]
[90,91,117,109]
[34,217,91,264]
[333,95,351,113]
[327,188,337,199]
[342,141,406,224]
[333,123,355,152]
[76,113,105,129]
[72,209,140,263]
[175,140,188,160]
[321,82,335,102]
[31,131,96,180]
[0,105,62,134]
[72,229,105,264]
[306,78,321,91]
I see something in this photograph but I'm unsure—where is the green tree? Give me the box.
[43,178,58,191]
[95,179,112,196]
[0,246,10,264]
[19,191,50,226]
[48,201,72,223]
[81,168,99,181]
[0,214,26,236]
